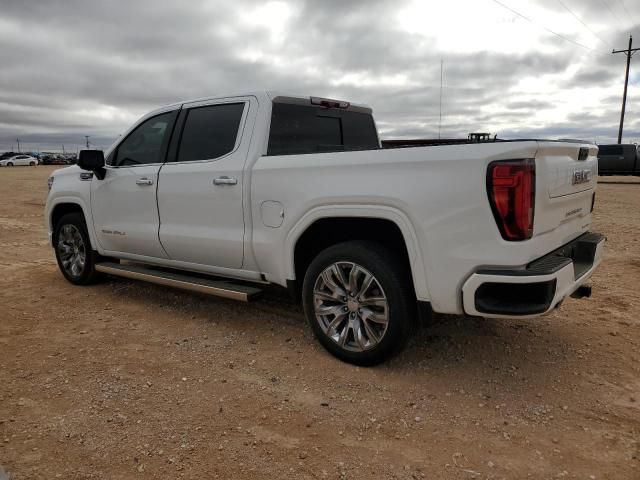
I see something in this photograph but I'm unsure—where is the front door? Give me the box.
[157,99,252,268]
[91,109,177,258]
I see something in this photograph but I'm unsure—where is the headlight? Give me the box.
[47,176,54,191]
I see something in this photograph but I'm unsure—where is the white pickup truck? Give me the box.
[45,92,605,364]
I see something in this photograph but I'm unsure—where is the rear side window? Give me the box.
[176,103,245,162]
[598,145,623,156]
[267,103,378,156]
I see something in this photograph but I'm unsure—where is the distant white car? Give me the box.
[0,155,38,166]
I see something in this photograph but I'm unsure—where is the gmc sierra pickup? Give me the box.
[45,92,605,364]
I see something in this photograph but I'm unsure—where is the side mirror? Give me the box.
[77,150,105,180]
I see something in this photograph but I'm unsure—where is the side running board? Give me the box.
[94,262,262,302]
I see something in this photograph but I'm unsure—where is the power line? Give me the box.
[618,0,639,30]
[601,0,622,22]
[556,0,614,49]
[600,0,632,30]
[490,0,603,54]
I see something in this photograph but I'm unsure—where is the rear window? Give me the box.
[267,103,378,156]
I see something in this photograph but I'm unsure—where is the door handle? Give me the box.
[136,177,154,186]
[213,176,238,186]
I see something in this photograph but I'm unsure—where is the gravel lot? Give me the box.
[0,166,638,479]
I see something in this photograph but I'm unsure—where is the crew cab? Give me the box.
[45,92,605,364]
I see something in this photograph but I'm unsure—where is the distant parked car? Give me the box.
[597,144,640,176]
[0,155,39,167]
[0,152,17,160]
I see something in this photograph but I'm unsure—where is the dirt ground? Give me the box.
[0,165,638,480]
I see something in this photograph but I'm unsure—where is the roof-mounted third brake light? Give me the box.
[310,97,350,109]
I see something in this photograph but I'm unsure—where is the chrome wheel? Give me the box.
[312,262,389,352]
[57,224,86,277]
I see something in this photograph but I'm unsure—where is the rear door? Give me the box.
[156,97,254,268]
[91,109,178,257]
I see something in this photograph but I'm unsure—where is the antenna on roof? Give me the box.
[439,59,444,140]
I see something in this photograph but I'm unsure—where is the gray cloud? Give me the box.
[0,0,638,152]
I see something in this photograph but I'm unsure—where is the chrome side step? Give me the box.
[95,262,262,302]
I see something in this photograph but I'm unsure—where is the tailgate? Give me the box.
[541,143,598,198]
[534,142,598,237]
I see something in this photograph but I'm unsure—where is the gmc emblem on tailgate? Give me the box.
[572,169,592,185]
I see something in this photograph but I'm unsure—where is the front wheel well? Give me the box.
[51,203,86,235]
[293,217,413,295]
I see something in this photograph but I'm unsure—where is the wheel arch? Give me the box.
[49,199,97,250]
[285,206,430,302]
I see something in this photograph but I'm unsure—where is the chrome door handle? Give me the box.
[136,177,154,186]
[213,176,238,185]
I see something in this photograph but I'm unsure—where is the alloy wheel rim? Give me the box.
[57,224,86,277]
[312,262,389,352]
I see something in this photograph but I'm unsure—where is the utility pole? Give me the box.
[16,138,20,153]
[84,136,90,148]
[612,35,640,144]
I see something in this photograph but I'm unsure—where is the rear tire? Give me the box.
[302,241,415,365]
[53,212,103,285]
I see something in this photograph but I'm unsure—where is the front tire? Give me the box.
[302,241,415,365]
[53,212,102,285]
[29,161,36,166]
[6,162,13,167]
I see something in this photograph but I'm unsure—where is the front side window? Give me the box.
[176,103,245,162]
[113,112,174,166]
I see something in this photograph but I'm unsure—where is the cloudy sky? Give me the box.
[1,0,639,152]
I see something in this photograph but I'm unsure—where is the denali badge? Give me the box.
[565,207,583,217]
[572,169,592,185]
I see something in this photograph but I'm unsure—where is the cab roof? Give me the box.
[153,91,372,114]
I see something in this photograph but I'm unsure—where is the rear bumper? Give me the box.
[462,232,605,317]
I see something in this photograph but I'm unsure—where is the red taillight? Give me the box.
[487,159,535,241]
